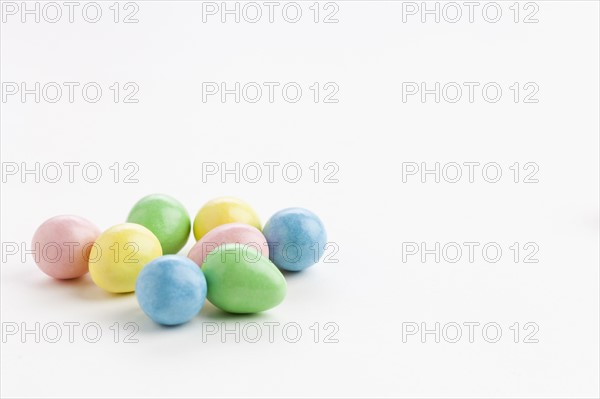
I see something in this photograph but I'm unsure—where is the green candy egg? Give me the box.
[126,194,190,255]
[202,244,287,314]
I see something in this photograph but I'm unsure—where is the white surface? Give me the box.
[1,1,599,398]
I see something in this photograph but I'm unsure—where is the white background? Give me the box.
[1,1,599,398]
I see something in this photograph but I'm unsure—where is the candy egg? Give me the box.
[126,194,190,254]
[31,215,101,279]
[202,244,286,314]
[188,222,268,267]
[193,196,261,240]
[136,255,207,325]
[262,208,327,272]
[89,223,162,293]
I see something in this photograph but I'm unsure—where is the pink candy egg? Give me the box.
[188,222,269,267]
[31,215,101,279]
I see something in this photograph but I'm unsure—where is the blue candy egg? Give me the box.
[135,255,207,326]
[263,208,327,272]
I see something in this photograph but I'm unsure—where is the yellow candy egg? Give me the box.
[193,197,261,240]
[89,223,162,293]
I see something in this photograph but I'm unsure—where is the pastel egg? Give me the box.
[262,208,327,272]
[188,222,268,267]
[193,196,261,240]
[202,244,286,314]
[136,255,207,326]
[126,194,190,254]
[89,223,162,293]
[31,215,101,279]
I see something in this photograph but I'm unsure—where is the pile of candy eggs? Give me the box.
[30,195,327,326]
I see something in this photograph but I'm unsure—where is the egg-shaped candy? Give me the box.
[31,215,101,279]
[193,196,261,240]
[136,255,207,325]
[202,244,286,314]
[188,222,268,267]
[89,223,162,293]
[126,194,190,254]
[263,208,327,272]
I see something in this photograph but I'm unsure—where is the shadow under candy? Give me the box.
[199,301,270,321]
